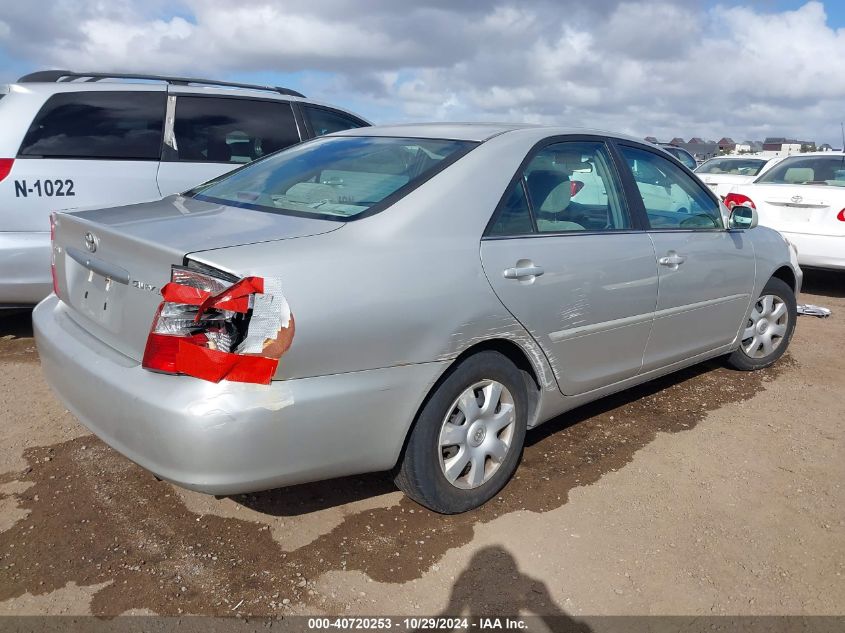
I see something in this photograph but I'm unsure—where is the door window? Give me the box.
[487,140,631,236]
[171,97,300,164]
[19,91,165,160]
[621,146,723,229]
[302,105,367,137]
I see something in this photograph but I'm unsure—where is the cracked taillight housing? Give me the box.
[142,265,293,384]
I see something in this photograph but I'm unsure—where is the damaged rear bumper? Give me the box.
[34,295,446,495]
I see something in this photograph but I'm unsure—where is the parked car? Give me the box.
[658,143,697,170]
[724,153,845,270]
[34,124,802,513]
[695,155,781,198]
[0,70,369,308]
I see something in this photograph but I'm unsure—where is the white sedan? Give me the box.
[695,155,781,198]
[724,153,845,270]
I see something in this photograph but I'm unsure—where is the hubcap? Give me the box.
[742,294,788,359]
[438,380,516,490]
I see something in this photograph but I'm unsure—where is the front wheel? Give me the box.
[727,277,797,371]
[394,351,528,514]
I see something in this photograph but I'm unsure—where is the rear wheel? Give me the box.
[394,351,528,514]
[727,277,796,371]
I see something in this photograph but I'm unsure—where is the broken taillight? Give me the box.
[142,265,294,384]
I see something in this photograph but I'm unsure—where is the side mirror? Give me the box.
[729,205,758,229]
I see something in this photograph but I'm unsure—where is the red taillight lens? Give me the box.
[50,212,60,298]
[0,158,13,182]
[724,193,756,210]
[141,329,181,374]
[570,180,584,196]
[837,209,845,222]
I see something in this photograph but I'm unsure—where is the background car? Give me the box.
[724,152,845,270]
[695,155,781,198]
[658,143,697,170]
[0,70,369,308]
[34,124,801,514]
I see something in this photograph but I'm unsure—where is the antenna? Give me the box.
[840,122,844,151]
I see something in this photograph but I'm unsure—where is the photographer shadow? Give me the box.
[430,545,591,632]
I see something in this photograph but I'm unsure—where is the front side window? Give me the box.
[19,91,165,159]
[621,146,723,230]
[696,158,766,176]
[172,97,300,164]
[756,155,845,186]
[191,136,475,220]
[303,105,367,137]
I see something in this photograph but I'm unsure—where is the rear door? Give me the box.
[8,88,166,232]
[481,138,658,396]
[616,143,756,370]
[156,94,302,195]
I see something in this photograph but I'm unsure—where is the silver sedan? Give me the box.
[34,124,802,513]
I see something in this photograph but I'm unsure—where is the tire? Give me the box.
[394,351,528,514]
[726,277,797,371]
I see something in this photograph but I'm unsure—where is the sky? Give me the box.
[2,0,845,145]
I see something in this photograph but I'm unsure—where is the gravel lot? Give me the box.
[0,270,843,618]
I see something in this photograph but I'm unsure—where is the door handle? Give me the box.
[658,252,686,267]
[503,265,544,279]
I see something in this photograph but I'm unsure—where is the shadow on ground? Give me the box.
[801,269,844,299]
[0,310,36,362]
[0,349,792,616]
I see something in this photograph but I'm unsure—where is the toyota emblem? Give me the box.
[791,195,803,204]
[84,232,98,253]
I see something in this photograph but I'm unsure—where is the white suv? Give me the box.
[0,70,369,307]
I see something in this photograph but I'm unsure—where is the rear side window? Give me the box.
[487,140,631,236]
[19,91,165,159]
[171,97,300,164]
[303,105,366,137]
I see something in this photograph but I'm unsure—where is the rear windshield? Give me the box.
[756,155,845,186]
[696,158,766,176]
[191,136,476,220]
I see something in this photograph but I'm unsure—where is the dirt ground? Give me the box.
[0,270,843,618]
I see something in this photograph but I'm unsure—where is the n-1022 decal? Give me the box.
[14,179,75,197]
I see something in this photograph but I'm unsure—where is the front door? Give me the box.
[617,144,756,370]
[481,139,658,396]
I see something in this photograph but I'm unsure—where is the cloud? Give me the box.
[1,0,844,144]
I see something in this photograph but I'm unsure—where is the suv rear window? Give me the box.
[19,91,165,160]
[191,136,476,220]
[171,97,300,164]
[302,105,366,137]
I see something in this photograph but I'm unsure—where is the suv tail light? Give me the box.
[837,209,845,222]
[50,212,60,298]
[570,180,584,196]
[0,159,13,182]
[724,193,756,210]
[142,265,294,384]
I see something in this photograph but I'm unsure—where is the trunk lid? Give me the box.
[52,195,341,360]
[745,183,845,237]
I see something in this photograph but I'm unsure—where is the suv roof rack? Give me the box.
[16,70,306,98]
